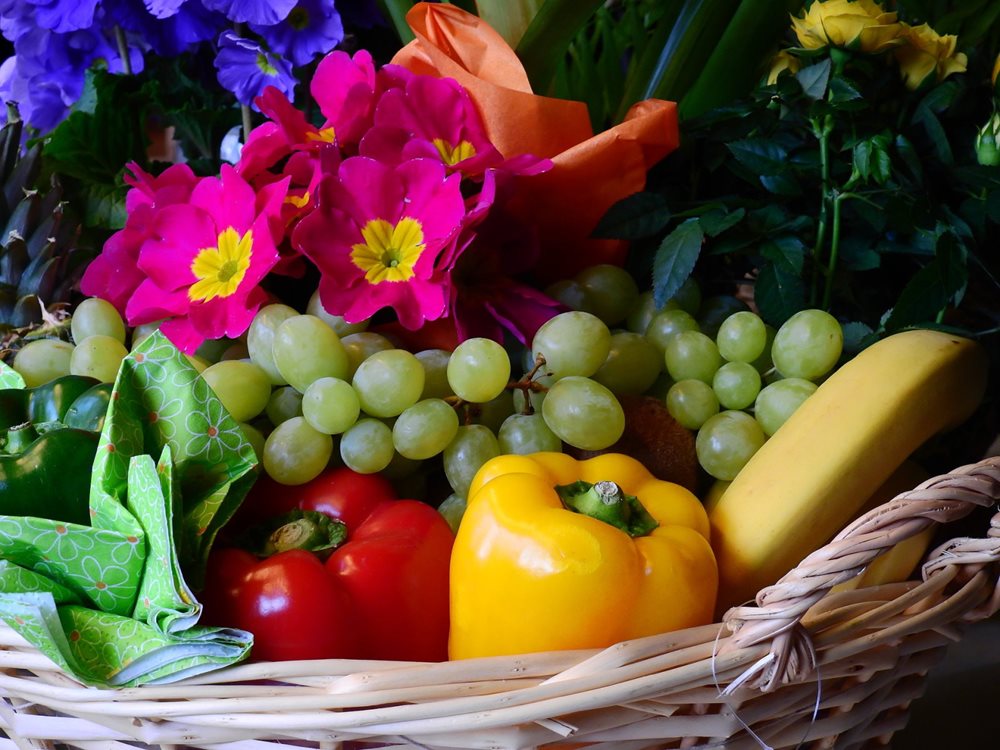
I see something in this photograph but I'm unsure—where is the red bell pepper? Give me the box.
[202,467,454,662]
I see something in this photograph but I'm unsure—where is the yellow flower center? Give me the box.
[351,217,425,284]
[306,127,336,144]
[432,138,476,166]
[189,227,253,302]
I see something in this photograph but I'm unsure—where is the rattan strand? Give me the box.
[0,456,997,750]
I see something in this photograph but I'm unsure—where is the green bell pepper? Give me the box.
[0,375,112,526]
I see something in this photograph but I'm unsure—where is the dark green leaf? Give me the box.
[912,102,954,166]
[761,235,806,274]
[883,262,949,332]
[377,0,416,43]
[727,138,788,176]
[592,192,671,239]
[840,321,875,355]
[699,207,745,237]
[81,182,129,230]
[652,219,703,308]
[755,263,806,325]
[760,172,801,196]
[517,0,605,95]
[829,76,862,103]
[796,58,831,100]
[893,134,923,184]
[839,237,880,271]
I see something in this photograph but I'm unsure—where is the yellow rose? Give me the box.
[792,0,905,54]
[894,23,967,91]
[767,50,802,85]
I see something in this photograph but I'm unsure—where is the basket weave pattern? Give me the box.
[1,457,998,750]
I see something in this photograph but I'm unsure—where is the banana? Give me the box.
[710,329,988,612]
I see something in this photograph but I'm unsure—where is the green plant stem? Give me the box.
[822,192,844,310]
[114,26,132,75]
[810,115,833,306]
[241,105,252,144]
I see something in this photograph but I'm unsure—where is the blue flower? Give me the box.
[201,0,297,26]
[250,0,344,67]
[25,0,100,35]
[214,31,296,108]
[105,0,225,56]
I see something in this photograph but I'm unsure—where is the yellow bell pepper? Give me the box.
[449,452,718,660]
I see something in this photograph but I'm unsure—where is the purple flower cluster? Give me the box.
[0,0,355,133]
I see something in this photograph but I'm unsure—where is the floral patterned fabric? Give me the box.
[0,332,256,686]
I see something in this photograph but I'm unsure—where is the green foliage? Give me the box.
[605,15,1000,343]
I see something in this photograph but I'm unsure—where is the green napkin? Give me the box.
[0,332,258,686]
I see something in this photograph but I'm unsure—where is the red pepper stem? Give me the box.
[556,480,659,537]
[255,510,348,558]
[3,422,38,454]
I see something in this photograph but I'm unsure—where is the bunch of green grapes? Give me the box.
[544,264,844,483]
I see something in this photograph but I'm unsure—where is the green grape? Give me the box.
[666,379,719,430]
[247,304,298,385]
[69,335,127,384]
[712,361,762,411]
[592,331,662,395]
[512,372,554,415]
[340,418,395,473]
[447,337,511,403]
[476,390,515,433]
[352,349,424,417]
[185,355,209,374]
[443,424,500,498]
[644,309,700,355]
[265,386,303,426]
[716,311,767,363]
[392,398,459,460]
[131,320,163,350]
[531,311,611,379]
[541,376,624,451]
[665,330,722,383]
[13,339,74,387]
[71,298,126,344]
[415,349,454,399]
[751,324,778,375]
[625,290,658,334]
[543,279,596,313]
[771,309,844,380]
[201,360,272,422]
[671,277,703,317]
[437,493,468,534]
[498,413,562,454]
[273,314,350,392]
[574,264,639,326]
[194,337,234,364]
[341,332,395,379]
[698,295,750,338]
[754,377,818,436]
[302,377,360,435]
[239,422,266,462]
[306,289,369,336]
[695,410,766,481]
[263,416,333,485]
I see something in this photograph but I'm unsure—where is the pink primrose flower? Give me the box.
[291,156,467,329]
[360,73,549,179]
[80,162,199,315]
[124,165,289,353]
[309,49,410,153]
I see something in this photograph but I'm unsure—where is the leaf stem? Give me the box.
[241,105,253,144]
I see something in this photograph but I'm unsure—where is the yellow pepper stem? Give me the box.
[555,480,659,537]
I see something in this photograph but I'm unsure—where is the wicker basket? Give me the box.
[1,456,997,750]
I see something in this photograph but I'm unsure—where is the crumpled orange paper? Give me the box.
[391,2,680,282]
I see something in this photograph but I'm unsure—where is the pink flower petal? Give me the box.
[125,279,190,326]
[191,166,257,234]
[158,316,205,355]
[140,204,217,291]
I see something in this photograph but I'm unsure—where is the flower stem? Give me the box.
[241,105,253,143]
[114,26,132,75]
[810,115,833,307]
[822,192,844,310]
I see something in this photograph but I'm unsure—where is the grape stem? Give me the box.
[444,354,553,419]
